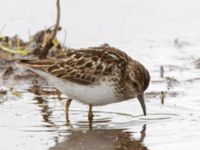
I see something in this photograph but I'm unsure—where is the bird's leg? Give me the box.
[65,98,72,123]
[88,104,94,121]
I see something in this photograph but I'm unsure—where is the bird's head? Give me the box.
[127,60,150,116]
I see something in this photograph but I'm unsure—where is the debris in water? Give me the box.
[174,38,190,48]
[160,65,164,78]
[160,91,165,104]
[195,59,200,69]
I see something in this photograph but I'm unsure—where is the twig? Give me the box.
[39,0,61,59]
[28,30,31,42]
[0,24,7,33]
[62,29,67,47]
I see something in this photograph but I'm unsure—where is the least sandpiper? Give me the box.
[19,45,150,121]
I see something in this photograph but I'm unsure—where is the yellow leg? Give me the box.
[88,104,94,121]
[65,98,72,122]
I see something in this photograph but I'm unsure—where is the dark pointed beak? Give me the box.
[137,94,147,116]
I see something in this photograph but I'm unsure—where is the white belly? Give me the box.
[30,69,119,106]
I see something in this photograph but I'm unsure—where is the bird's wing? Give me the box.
[19,47,128,85]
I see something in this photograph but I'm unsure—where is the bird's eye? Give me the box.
[132,82,138,88]
[132,81,140,93]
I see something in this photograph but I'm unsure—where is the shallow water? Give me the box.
[1,0,200,150]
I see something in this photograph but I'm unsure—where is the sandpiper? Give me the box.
[19,45,150,121]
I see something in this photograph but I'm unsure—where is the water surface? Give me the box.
[1,0,200,150]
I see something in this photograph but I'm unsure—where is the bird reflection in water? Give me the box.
[28,83,62,143]
[29,84,54,125]
[49,124,148,150]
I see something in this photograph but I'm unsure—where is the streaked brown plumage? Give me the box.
[20,45,150,121]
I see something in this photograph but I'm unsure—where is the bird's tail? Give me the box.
[17,59,55,71]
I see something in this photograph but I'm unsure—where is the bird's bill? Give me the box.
[137,94,147,116]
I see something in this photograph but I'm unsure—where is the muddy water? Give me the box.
[1,0,200,150]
